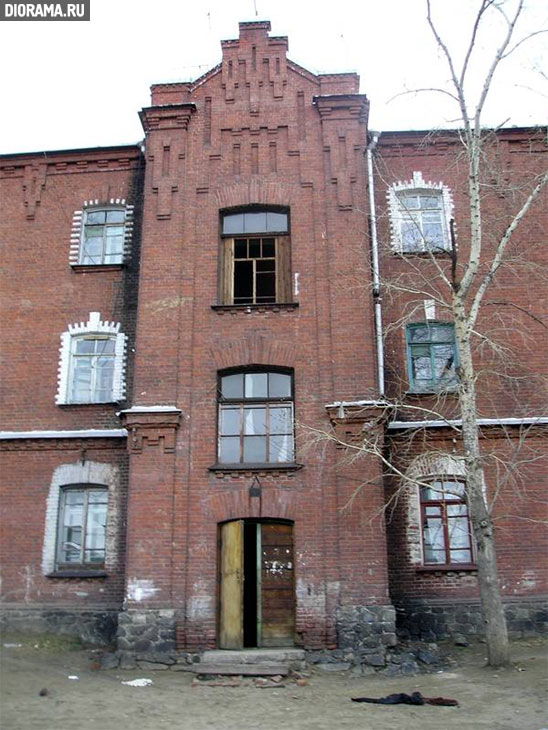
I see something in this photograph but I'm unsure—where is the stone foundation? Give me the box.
[116,608,177,653]
[336,605,397,653]
[395,597,548,641]
[0,606,117,645]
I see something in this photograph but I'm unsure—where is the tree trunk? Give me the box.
[454,308,510,667]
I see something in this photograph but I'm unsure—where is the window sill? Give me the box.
[57,401,120,407]
[405,388,458,397]
[393,249,451,258]
[71,264,124,273]
[416,564,476,573]
[211,302,299,314]
[209,462,303,473]
[47,570,107,579]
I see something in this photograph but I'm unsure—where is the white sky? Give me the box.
[0,0,546,154]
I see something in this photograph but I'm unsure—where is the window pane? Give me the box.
[75,339,96,354]
[222,213,244,235]
[86,501,107,553]
[411,352,432,383]
[270,406,292,434]
[433,344,455,378]
[409,326,429,343]
[399,194,419,210]
[256,272,276,301]
[243,435,267,462]
[269,372,291,398]
[423,517,446,563]
[443,481,465,498]
[233,260,253,302]
[106,210,125,223]
[249,240,261,258]
[431,326,454,343]
[401,222,422,250]
[270,434,293,462]
[265,212,288,232]
[420,196,440,210]
[262,238,275,256]
[449,549,472,563]
[243,407,266,435]
[96,339,116,354]
[221,374,244,399]
[85,225,105,237]
[219,436,240,463]
[234,239,247,258]
[244,212,267,233]
[86,211,106,224]
[88,490,107,504]
[448,516,471,549]
[245,373,268,398]
[105,235,124,255]
[220,407,240,435]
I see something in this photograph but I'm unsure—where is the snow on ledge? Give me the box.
[0,429,127,440]
[388,417,548,430]
[117,405,182,415]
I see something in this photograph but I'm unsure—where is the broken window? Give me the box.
[56,486,108,568]
[220,209,291,305]
[406,323,458,393]
[420,480,473,566]
[218,370,294,464]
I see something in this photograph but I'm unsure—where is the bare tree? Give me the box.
[309,0,547,668]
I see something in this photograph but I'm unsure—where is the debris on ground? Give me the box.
[121,678,153,687]
[351,692,458,707]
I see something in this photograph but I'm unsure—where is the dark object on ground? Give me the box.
[351,691,458,706]
[39,688,48,697]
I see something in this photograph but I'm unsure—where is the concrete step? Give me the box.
[192,662,290,676]
[201,648,305,665]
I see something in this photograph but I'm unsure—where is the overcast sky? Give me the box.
[0,0,546,154]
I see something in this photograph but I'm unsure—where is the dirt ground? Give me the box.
[1,635,547,730]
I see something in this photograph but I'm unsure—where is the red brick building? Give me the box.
[1,22,546,656]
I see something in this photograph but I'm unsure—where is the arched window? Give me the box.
[219,208,291,305]
[218,369,294,464]
[420,479,473,566]
[56,485,108,568]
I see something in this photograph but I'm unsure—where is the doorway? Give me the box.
[218,519,295,649]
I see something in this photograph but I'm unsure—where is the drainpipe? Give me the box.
[366,132,384,397]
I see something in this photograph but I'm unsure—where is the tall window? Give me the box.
[218,370,294,464]
[80,208,126,265]
[406,323,458,392]
[69,336,116,403]
[397,192,448,252]
[56,486,108,568]
[420,480,473,566]
[56,312,127,405]
[220,208,291,305]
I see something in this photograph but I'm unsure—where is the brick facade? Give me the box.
[1,22,545,652]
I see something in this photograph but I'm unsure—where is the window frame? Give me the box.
[387,172,454,254]
[406,322,458,394]
[419,478,475,568]
[396,190,448,253]
[219,207,292,306]
[217,368,295,466]
[79,207,126,265]
[56,312,127,406]
[68,201,134,268]
[55,484,108,571]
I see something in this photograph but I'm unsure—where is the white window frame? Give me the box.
[69,199,134,266]
[56,312,127,405]
[387,172,453,253]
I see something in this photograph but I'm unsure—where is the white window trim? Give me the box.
[55,312,127,405]
[387,171,454,253]
[42,461,120,575]
[69,199,134,266]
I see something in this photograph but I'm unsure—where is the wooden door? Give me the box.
[260,522,294,646]
[219,520,244,649]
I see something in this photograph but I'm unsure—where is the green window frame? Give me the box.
[406,323,458,393]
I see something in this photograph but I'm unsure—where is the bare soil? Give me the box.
[1,635,547,730]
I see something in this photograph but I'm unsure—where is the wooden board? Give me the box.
[192,663,289,676]
[219,520,243,649]
[260,522,295,646]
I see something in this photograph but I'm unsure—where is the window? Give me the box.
[220,208,291,305]
[406,323,458,393]
[420,480,473,566]
[56,486,108,568]
[218,370,294,464]
[397,192,447,252]
[56,312,127,405]
[68,201,134,267]
[388,172,453,253]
